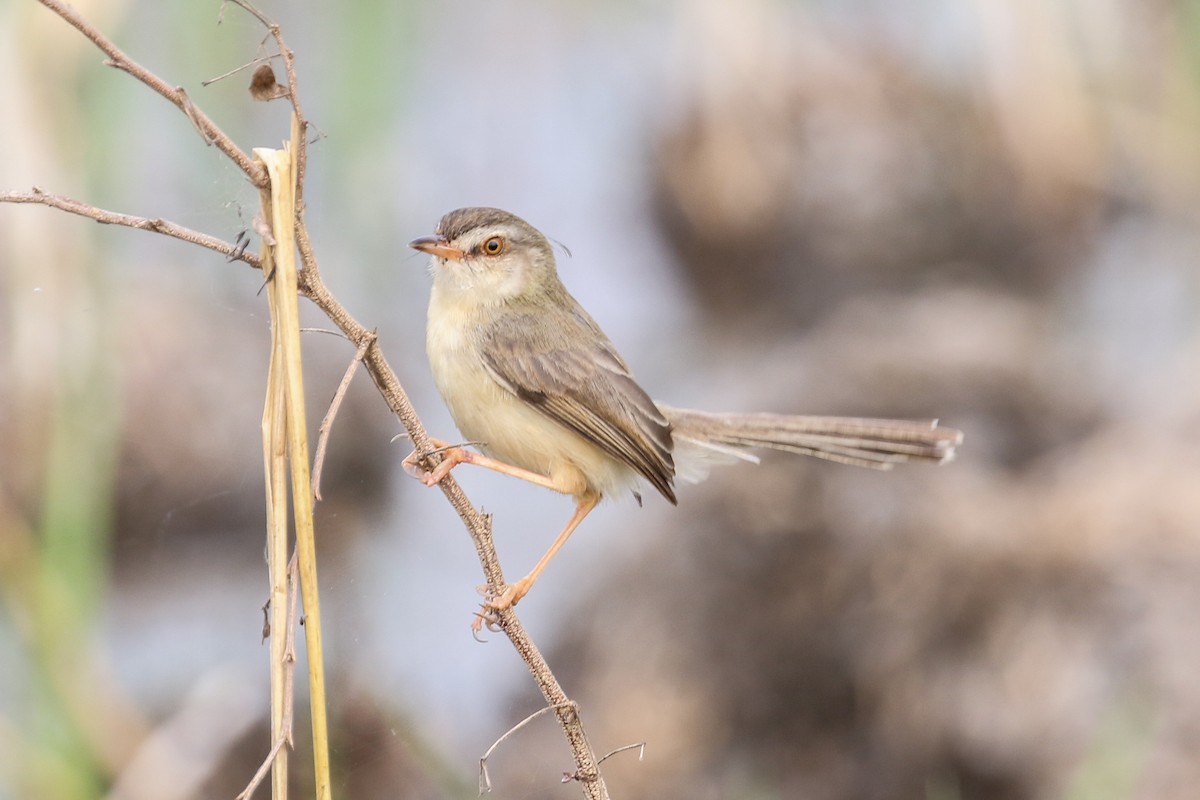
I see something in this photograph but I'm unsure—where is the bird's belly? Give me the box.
[427,312,635,499]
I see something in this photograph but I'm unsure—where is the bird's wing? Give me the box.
[479,306,676,503]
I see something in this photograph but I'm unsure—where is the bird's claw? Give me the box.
[401,451,435,484]
[402,443,465,487]
[469,581,526,635]
[470,605,503,638]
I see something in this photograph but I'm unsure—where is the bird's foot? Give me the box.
[469,579,532,635]
[402,439,470,487]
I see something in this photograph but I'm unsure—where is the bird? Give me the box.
[407,207,961,624]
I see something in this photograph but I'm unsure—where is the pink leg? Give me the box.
[473,493,601,631]
[404,438,562,492]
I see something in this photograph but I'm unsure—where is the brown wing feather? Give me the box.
[479,303,677,503]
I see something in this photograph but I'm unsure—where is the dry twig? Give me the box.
[202,54,282,87]
[479,702,577,794]
[0,188,260,268]
[312,334,375,502]
[567,742,645,780]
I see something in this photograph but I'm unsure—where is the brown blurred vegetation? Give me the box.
[514,4,1200,799]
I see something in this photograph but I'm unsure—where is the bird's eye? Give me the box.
[482,236,505,256]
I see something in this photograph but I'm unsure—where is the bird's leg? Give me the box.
[476,493,601,630]
[405,441,600,629]
[403,438,561,492]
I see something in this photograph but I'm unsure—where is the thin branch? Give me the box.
[202,54,282,87]
[0,189,260,269]
[589,742,645,771]
[312,334,374,502]
[238,733,288,800]
[479,702,577,794]
[34,0,267,186]
[299,327,351,339]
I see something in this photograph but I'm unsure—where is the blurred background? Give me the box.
[2,0,1199,798]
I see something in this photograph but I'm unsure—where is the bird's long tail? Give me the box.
[659,405,962,479]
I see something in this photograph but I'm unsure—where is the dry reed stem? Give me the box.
[256,130,333,800]
[258,219,292,800]
[236,545,302,800]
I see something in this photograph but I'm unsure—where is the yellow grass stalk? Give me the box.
[256,116,333,800]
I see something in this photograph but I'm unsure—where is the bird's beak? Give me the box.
[408,235,464,261]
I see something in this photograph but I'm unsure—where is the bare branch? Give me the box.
[34,0,267,186]
[312,334,374,502]
[0,189,261,269]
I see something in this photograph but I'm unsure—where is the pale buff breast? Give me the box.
[426,288,639,500]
